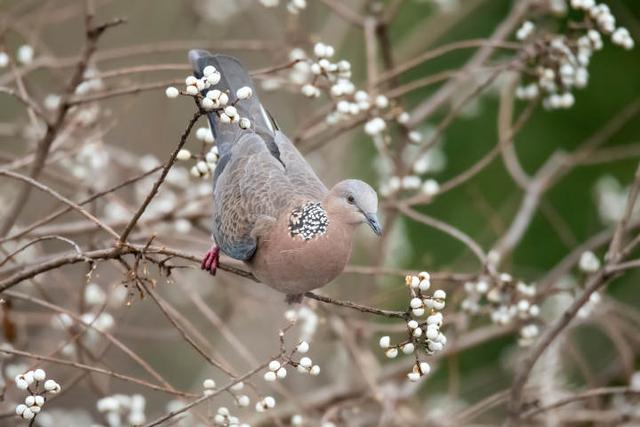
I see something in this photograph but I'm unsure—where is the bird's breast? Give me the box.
[248,202,353,295]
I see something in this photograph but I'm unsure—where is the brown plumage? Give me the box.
[192,51,382,300]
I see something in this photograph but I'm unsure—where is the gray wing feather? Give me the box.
[213,133,297,260]
[274,131,328,200]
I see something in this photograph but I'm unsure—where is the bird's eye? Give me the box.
[347,195,355,204]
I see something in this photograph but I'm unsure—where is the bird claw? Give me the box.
[201,245,220,275]
[285,293,304,304]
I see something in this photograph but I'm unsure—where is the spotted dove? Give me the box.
[190,50,382,301]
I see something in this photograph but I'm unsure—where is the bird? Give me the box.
[190,50,382,303]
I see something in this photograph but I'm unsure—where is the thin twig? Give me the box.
[117,108,203,244]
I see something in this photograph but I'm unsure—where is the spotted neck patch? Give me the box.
[288,202,329,240]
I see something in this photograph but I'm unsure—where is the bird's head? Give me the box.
[327,179,382,235]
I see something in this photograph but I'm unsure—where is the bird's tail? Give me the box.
[188,50,276,156]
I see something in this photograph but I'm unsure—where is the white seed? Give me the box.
[324,45,335,57]
[207,89,221,100]
[354,90,369,103]
[297,341,310,353]
[314,42,328,58]
[176,149,191,161]
[203,378,216,389]
[410,297,423,309]
[0,52,9,68]
[476,280,489,293]
[336,100,350,114]
[337,60,350,72]
[579,251,600,273]
[412,308,425,317]
[302,84,318,98]
[397,111,410,124]
[21,407,34,420]
[419,279,431,291]
[430,341,444,352]
[427,313,442,325]
[426,326,439,340]
[529,305,540,317]
[207,72,221,85]
[206,150,218,164]
[236,86,253,99]
[23,371,34,384]
[438,333,447,346]
[264,371,277,382]
[402,343,415,354]
[422,179,440,196]
[379,336,390,348]
[224,106,238,117]
[165,86,180,98]
[15,378,28,390]
[239,117,251,129]
[201,97,215,110]
[433,289,446,300]
[517,299,530,312]
[268,360,281,371]
[276,367,287,379]
[419,362,431,375]
[197,161,209,174]
[237,395,250,407]
[364,117,386,136]
[44,379,60,393]
[310,63,322,75]
[375,95,389,109]
[408,131,422,143]
[264,396,276,408]
[407,372,421,382]
[409,275,420,288]
[195,127,210,141]
[299,357,312,368]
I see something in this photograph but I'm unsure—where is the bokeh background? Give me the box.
[1,0,640,426]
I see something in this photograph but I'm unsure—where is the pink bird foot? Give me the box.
[201,245,220,275]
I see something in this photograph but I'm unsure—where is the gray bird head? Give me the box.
[329,179,382,235]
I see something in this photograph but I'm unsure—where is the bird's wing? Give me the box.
[274,131,328,201]
[212,132,297,261]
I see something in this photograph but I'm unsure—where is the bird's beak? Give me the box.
[365,212,383,236]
